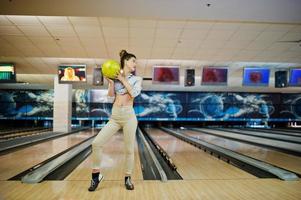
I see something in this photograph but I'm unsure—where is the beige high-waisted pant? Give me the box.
[92,105,138,176]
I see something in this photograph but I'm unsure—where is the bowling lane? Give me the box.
[181,128,301,175]
[194,128,301,154]
[238,128,301,138]
[216,128,301,143]
[0,129,96,180]
[147,128,255,180]
[276,128,301,134]
[66,131,143,181]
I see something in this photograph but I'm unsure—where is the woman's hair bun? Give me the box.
[119,49,128,58]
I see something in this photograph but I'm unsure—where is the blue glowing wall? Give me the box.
[0,89,300,121]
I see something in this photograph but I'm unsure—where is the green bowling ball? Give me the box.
[101,60,120,79]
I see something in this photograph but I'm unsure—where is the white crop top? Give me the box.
[107,74,142,103]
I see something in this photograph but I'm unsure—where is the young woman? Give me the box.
[88,50,142,191]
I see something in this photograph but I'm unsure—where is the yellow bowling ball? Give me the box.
[101,60,120,79]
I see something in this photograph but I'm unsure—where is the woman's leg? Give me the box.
[91,119,121,171]
[122,116,138,176]
[89,118,121,192]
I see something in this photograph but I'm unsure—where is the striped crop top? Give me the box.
[107,74,142,103]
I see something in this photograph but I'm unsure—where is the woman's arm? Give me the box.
[107,81,115,97]
[117,74,142,98]
[106,77,115,103]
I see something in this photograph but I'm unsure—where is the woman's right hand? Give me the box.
[105,77,114,85]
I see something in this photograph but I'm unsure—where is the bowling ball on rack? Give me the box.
[101,60,121,79]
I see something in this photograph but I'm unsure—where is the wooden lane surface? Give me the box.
[196,128,301,153]
[0,129,51,141]
[225,128,301,142]
[248,128,301,136]
[0,179,300,200]
[0,129,96,180]
[275,128,301,134]
[183,129,301,175]
[66,131,143,181]
[147,128,256,180]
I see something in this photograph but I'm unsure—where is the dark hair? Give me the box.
[119,50,136,69]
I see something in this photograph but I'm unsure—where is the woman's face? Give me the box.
[125,57,136,73]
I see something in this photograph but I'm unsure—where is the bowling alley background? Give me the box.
[0,89,300,121]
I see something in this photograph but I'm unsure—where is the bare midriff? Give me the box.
[113,93,134,107]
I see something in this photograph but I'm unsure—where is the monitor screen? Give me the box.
[0,64,16,83]
[201,67,228,85]
[289,68,301,86]
[58,65,86,83]
[243,67,270,86]
[152,66,180,84]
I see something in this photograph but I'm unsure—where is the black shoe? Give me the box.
[125,176,134,190]
[88,174,104,192]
